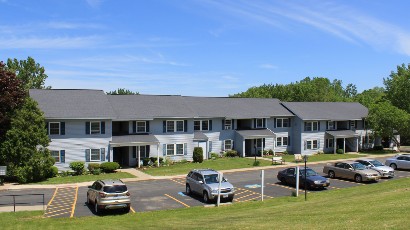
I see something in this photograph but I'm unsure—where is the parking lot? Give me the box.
[2,157,410,218]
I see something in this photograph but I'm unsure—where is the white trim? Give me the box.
[224,119,232,130]
[166,143,185,155]
[50,150,61,163]
[224,139,233,150]
[276,136,288,147]
[90,148,101,161]
[90,121,101,134]
[306,139,319,150]
[136,121,147,133]
[255,118,264,128]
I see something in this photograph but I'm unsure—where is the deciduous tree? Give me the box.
[107,88,139,95]
[6,56,50,90]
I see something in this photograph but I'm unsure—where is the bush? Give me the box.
[92,168,102,175]
[373,145,384,151]
[283,150,289,155]
[193,147,204,163]
[100,162,120,173]
[142,158,150,166]
[59,170,71,177]
[336,149,344,154]
[211,152,219,159]
[49,166,59,178]
[225,150,238,157]
[69,161,85,175]
[87,163,100,172]
[268,149,274,155]
[253,160,260,166]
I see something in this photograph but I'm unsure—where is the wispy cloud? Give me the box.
[200,0,410,56]
[1,36,102,49]
[86,0,104,9]
[259,64,278,69]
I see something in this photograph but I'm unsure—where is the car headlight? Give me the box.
[314,180,321,184]
[212,189,218,193]
[326,179,330,183]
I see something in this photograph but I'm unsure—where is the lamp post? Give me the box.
[303,155,308,201]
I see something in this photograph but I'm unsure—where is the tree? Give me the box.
[384,63,410,113]
[367,101,410,149]
[0,62,26,142]
[107,88,139,95]
[5,56,50,90]
[0,97,54,183]
[354,87,385,108]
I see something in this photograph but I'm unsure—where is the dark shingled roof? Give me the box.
[110,134,159,147]
[29,89,116,119]
[326,130,359,138]
[281,102,368,120]
[235,129,276,139]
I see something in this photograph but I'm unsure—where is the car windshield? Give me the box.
[103,185,127,193]
[369,160,383,167]
[204,174,221,184]
[300,169,318,177]
[352,163,366,170]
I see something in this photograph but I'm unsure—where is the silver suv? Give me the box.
[186,169,235,203]
[87,179,131,214]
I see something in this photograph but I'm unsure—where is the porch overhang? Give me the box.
[326,130,358,138]
[110,134,159,147]
[236,129,276,139]
[193,132,208,141]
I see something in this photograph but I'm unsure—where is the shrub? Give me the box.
[59,170,71,177]
[142,158,150,166]
[179,159,188,164]
[253,160,260,166]
[225,150,238,157]
[193,147,204,163]
[283,150,289,155]
[49,166,59,178]
[92,168,102,175]
[268,149,274,155]
[87,163,100,172]
[211,152,219,159]
[336,149,344,154]
[100,162,120,173]
[373,145,384,151]
[69,161,85,175]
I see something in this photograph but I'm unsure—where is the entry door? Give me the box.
[198,142,207,160]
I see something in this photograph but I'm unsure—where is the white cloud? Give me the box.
[1,36,102,49]
[259,64,278,69]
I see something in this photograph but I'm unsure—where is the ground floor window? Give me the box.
[224,140,233,150]
[132,146,148,158]
[166,143,185,155]
[51,150,60,163]
[276,137,288,147]
[305,140,319,150]
[326,139,334,148]
[86,148,105,162]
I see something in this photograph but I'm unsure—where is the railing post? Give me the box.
[13,196,16,212]
[43,194,45,213]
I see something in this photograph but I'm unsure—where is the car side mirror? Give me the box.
[88,186,92,189]
[198,180,204,184]
[349,168,353,171]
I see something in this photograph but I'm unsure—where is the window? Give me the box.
[350,120,357,129]
[136,121,146,133]
[306,140,319,150]
[224,119,232,130]
[255,119,264,128]
[304,121,318,131]
[166,120,184,132]
[49,122,60,135]
[51,151,60,163]
[91,122,100,134]
[166,144,185,155]
[90,149,101,161]
[276,118,289,128]
[224,140,233,150]
[132,146,147,158]
[327,121,334,130]
[326,139,334,148]
[276,137,288,147]
[194,120,209,131]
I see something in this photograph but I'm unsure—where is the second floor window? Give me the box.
[91,122,100,134]
[224,119,232,130]
[137,121,146,133]
[304,121,319,131]
[276,118,289,128]
[327,121,335,130]
[166,120,184,132]
[49,122,60,135]
[255,118,265,128]
[276,137,288,146]
[194,120,210,131]
[86,121,105,135]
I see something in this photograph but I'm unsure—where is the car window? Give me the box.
[92,182,98,189]
[370,160,383,166]
[103,185,127,193]
[287,168,295,175]
[397,156,405,160]
[344,164,353,169]
[204,174,219,184]
[335,163,343,168]
[360,161,370,166]
[95,183,102,191]
[405,157,410,161]
[197,173,204,182]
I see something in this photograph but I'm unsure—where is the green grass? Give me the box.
[142,158,272,176]
[2,177,410,230]
[33,172,136,184]
[265,153,364,163]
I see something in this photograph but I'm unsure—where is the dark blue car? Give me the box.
[277,167,330,190]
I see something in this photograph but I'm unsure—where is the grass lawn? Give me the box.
[141,158,272,176]
[33,172,136,184]
[2,177,409,229]
[265,153,364,163]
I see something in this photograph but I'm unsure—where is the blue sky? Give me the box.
[1,0,409,96]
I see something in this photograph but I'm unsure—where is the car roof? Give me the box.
[356,159,377,162]
[336,161,358,164]
[99,179,125,186]
[191,169,219,175]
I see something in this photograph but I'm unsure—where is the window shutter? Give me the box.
[326,121,329,130]
[101,122,105,134]
[163,121,166,133]
[362,119,365,129]
[288,136,291,146]
[317,140,321,149]
[253,119,257,128]
[146,121,150,132]
[304,141,307,150]
[222,119,225,130]
[274,118,276,128]
[163,144,166,156]
[263,118,266,128]
[61,122,65,135]
[85,122,90,135]
[333,121,336,129]
[85,149,90,162]
[184,120,188,132]
[209,141,212,153]
[232,140,235,149]
[232,119,235,130]
[133,121,136,133]
[355,120,358,128]
[100,148,105,161]
[288,118,291,127]
[132,146,136,158]
[60,150,65,163]
[46,122,49,135]
[146,145,150,156]
[209,120,212,130]
[318,122,321,131]
[184,143,188,155]
[222,141,225,151]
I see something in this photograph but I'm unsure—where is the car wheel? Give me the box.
[124,206,130,213]
[94,200,99,214]
[203,191,210,204]
[328,171,335,179]
[390,163,397,170]
[355,174,362,183]
[186,184,191,195]
[227,197,234,202]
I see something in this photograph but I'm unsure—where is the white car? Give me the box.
[385,154,410,170]
[356,159,394,178]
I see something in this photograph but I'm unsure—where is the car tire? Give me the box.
[186,184,192,195]
[355,174,362,183]
[203,191,210,204]
[94,200,99,214]
[227,197,234,202]
[124,206,130,213]
[390,163,397,170]
[328,171,335,179]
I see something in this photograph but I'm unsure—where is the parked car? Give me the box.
[277,167,330,190]
[87,179,131,214]
[385,154,410,170]
[323,161,380,183]
[186,169,235,203]
[355,159,395,178]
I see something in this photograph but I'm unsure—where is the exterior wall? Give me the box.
[48,119,112,171]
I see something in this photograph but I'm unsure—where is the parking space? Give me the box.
[44,186,78,218]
